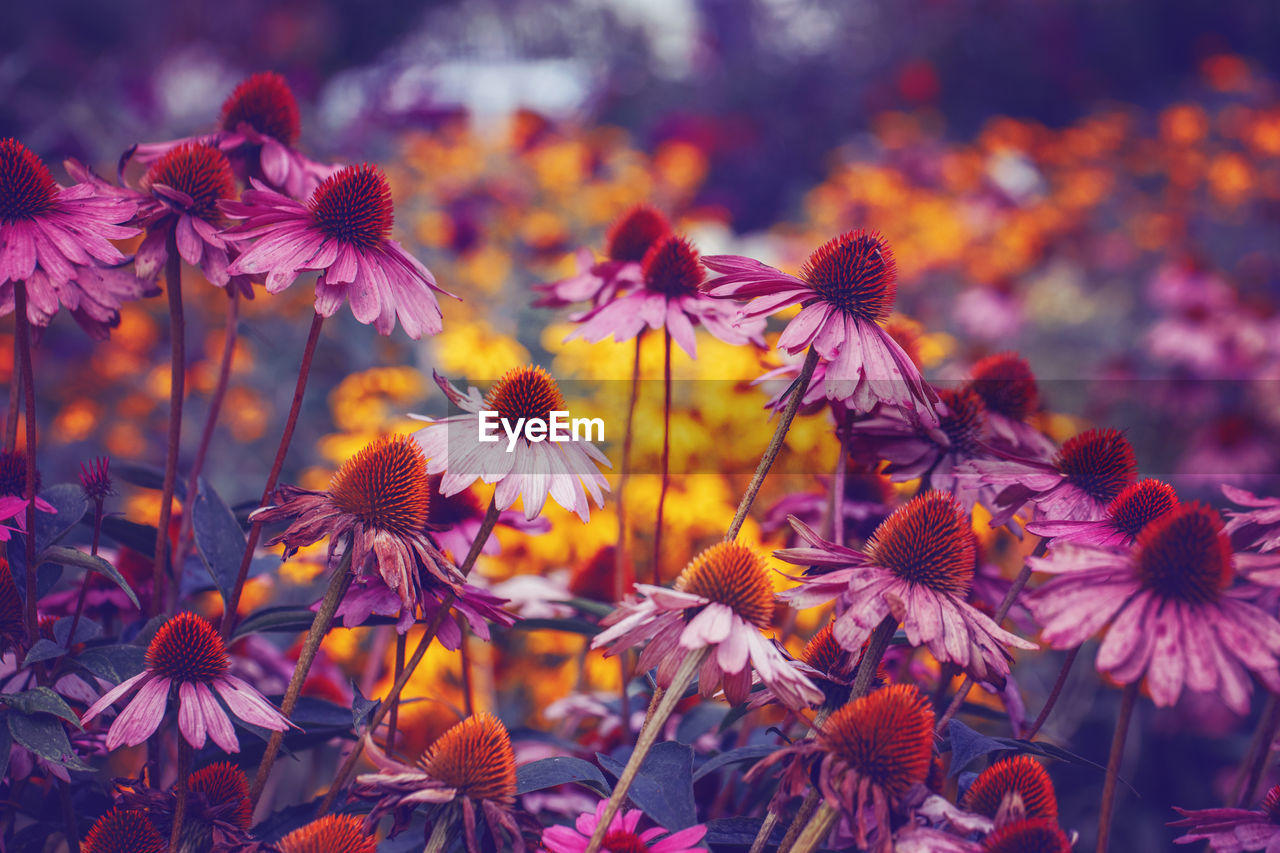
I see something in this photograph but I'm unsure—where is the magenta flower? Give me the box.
[1026,503,1280,713]
[222,164,453,338]
[133,71,335,200]
[414,367,610,523]
[1026,479,1179,549]
[79,612,291,751]
[593,541,822,709]
[977,427,1138,527]
[1223,485,1280,553]
[533,204,670,310]
[426,474,550,562]
[0,138,143,337]
[777,492,1035,687]
[702,230,936,421]
[336,574,515,642]
[1171,784,1280,851]
[567,234,765,357]
[540,800,707,853]
[967,352,1055,459]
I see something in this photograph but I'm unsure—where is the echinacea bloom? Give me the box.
[981,818,1071,853]
[79,456,115,501]
[0,138,144,337]
[778,492,1036,686]
[533,204,671,310]
[276,814,377,853]
[540,800,707,853]
[750,623,886,710]
[115,761,254,849]
[1026,503,1280,713]
[749,684,935,852]
[223,163,453,338]
[702,230,937,421]
[1223,485,1280,552]
[1171,784,1280,851]
[967,352,1055,458]
[1026,479,1178,549]
[567,234,765,357]
[592,541,823,709]
[252,434,465,625]
[355,713,532,852]
[133,71,335,200]
[81,809,165,853]
[414,367,611,523]
[979,427,1138,527]
[962,756,1058,824]
[79,612,291,751]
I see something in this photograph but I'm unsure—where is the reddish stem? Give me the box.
[5,327,18,451]
[1096,681,1139,852]
[386,631,406,754]
[1024,646,1080,740]
[14,283,38,649]
[154,243,185,616]
[652,328,672,585]
[220,311,325,638]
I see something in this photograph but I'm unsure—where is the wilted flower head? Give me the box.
[223,163,453,338]
[962,756,1058,824]
[750,684,936,852]
[115,761,254,849]
[567,233,766,357]
[1171,783,1280,851]
[415,366,611,523]
[79,456,114,501]
[1027,502,1280,713]
[80,612,291,751]
[276,814,377,853]
[533,203,671,309]
[592,541,823,709]
[778,492,1035,686]
[703,230,937,421]
[540,799,707,853]
[980,427,1138,527]
[1027,479,1178,548]
[252,434,465,627]
[355,713,531,852]
[0,138,143,338]
[82,809,165,853]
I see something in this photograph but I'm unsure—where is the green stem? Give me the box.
[787,801,838,853]
[155,242,185,616]
[653,326,671,584]
[726,347,820,542]
[1096,681,1139,853]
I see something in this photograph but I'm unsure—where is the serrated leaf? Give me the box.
[7,713,90,770]
[74,644,146,683]
[692,744,776,782]
[597,741,696,829]
[231,606,321,640]
[40,545,138,607]
[1,687,82,728]
[515,756,610,797]
[192,477,247,604]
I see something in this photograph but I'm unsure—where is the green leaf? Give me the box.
[7,713,91,770]
[74,644,146,683]
[231,606,321,640]
[34,484,88,552]
[192,477,247,604]
[515,756,611,797]
[22,638,68,666]
[40,545,139,608]
[692,744,776,781]
[506,617,601,636]
[1,687,82,728]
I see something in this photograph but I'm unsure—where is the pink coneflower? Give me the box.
[133,72,335,200]
[702,230,936,421]
[81,809,165,853]
[1171,784,1280,851]
[778,492,1035,686]
[1026,479,1178,548]
[79,612,291,751]
[979,427,1138,527]
[541,800,707,853]
[336,571,514,642]
[355,713,533,852]
[414,366,611,522]
[967,352,1054,457]
[533,204,671,310]
[0,138,142,336]
[567,234,765,357]
[222,163,453,339]
[1223,485,1280,552]
[251,435,464,621]
[1026,502,1280,713]
[593,541,822,709]
[276,814,377,853]
[748,684,936,852]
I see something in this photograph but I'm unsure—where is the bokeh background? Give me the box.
[9,1,1280,848]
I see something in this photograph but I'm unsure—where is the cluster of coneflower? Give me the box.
[2,69,1280,853]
